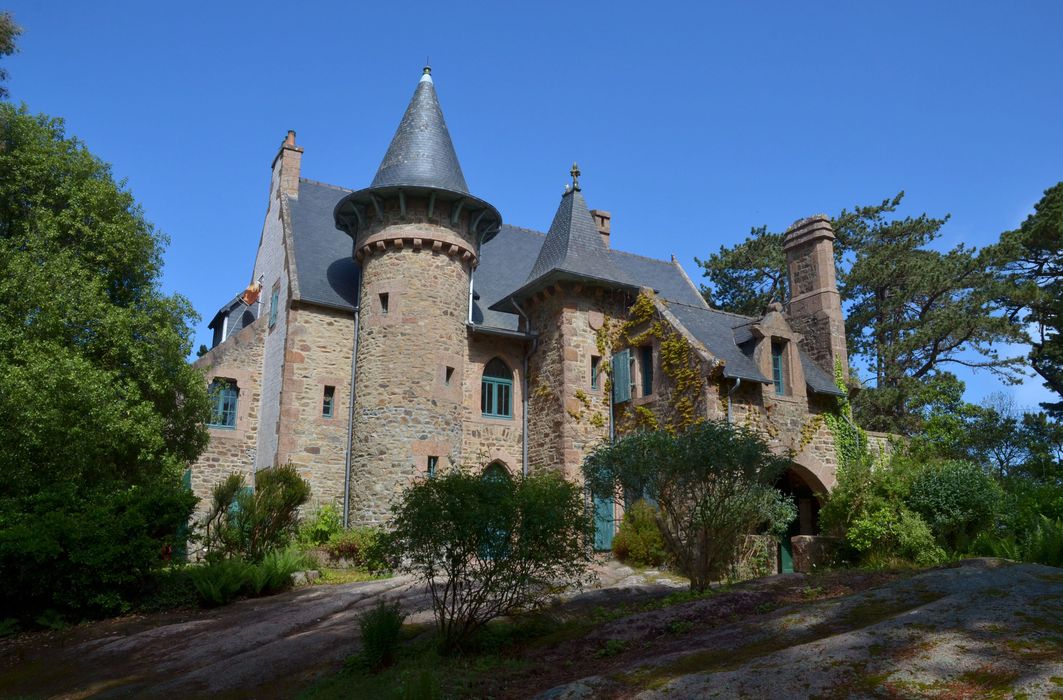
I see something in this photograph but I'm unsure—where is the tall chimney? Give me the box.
[784,215,848,379]
[589,209,611,248]
[271,129,303,199]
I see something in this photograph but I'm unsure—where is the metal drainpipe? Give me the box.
[342,296,361,529]
[510,297,536,477]
[727,377,742,424]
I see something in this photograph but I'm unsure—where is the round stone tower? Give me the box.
[333,67,501,524]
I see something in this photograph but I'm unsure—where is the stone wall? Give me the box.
[462,333,525,475]
[189,316,265,517]
[526,285,625,479]
[348,195,476,525]
[278,304,355,510]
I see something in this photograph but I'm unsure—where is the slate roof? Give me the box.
[214,176,842,397]
[288,180,361,310]
[522,188,633,290]
[370,70,469,195]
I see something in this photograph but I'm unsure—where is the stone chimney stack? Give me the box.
[271,129,303,199]
[589,209,611,248]
[784,214,848,379]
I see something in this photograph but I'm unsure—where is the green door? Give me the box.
[594,494,615,551]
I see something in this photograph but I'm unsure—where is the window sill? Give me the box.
[481,414,514,421]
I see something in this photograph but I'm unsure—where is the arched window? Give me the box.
[482,461,511,482]
[481,358,513,419]
[208,378,239,429]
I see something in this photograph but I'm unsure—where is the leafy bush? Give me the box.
[0,482,196,621]
[583,421,792,592]
[188,547,313,606]
[325,527,393,573]
[357,601,407,671]
[907,460,999,551]
[612,499,668,567]
[299,504,343,547]
[1025,516,1063,567]
[201,464,311,562]
[388,469,594,654]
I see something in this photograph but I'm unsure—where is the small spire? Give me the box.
[570,162,581,192]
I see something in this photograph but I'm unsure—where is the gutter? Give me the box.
[342,299,361,528]
[509,297,536,477]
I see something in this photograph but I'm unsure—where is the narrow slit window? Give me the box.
[590,356,601,390]
[427,456,438,479]
[445,366,454,386]
[322,385,336,418]
[379,292,390,315]
[772,340,786,396]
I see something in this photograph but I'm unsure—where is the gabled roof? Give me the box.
[665,301,771,383]
[370,69,469,194]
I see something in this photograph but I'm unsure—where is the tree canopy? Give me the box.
[0,103,208,619]
[0,12,20,99]
[698,192,1027,434]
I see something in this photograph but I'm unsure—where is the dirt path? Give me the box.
[1,576,432,699]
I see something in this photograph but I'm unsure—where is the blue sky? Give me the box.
[6,1,1062,410]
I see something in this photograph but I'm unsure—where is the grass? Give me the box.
[314,568,388,585]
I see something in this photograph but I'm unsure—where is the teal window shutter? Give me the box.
[612,349,631,404]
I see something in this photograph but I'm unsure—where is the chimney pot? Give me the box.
[285,130,297,147]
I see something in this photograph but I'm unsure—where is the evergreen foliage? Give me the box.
[611,499,669,567]
[0,12,20,99]
[0,104,208,622]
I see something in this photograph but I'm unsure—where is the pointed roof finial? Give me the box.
[570,162,581,192]
[420,62,432,83]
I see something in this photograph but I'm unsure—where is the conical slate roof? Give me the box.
[370,68,469,194]
[525,185,632,287]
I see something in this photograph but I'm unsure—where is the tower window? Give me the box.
[640,346,654,396]
[427,455,438,478]
[207,379,238,429]
[445,366,455,386]
[590,356,601,390]
[481,358,513,419]
[772,341,786,396]
[379,292,389,315]
[322,385,335,418]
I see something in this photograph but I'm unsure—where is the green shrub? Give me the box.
[894,510,947,566]
[1025,516,1063,567]
[388,470,594,654]
[325,526,394,573]
[299,504,343,547]
[357,600,407,671]
[612,499,668,567]
[201,463,311,562]
[0,481,196,621]
[189,557,253,607]
[907,460,999,551]
[246,548,313,596]
[583,421,793,592]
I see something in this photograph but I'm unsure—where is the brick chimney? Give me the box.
[784,215,848,379]
[271,129,303,199]
[589,209,611,248]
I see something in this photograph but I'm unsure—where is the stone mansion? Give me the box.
[191,67,872,547]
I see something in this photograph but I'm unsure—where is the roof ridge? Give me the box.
[501,223,546,238]
[298,177,353,193]
[664,298,755,320]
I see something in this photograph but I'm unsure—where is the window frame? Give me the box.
[207,379,239,429]
[481,358,514,419]
[771,340,787,396]
[322,385,336,418]
[640,345,654,396]
[590,355,601,390]
[268,283,280,328]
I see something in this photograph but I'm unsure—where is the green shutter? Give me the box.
[612,349,631,404]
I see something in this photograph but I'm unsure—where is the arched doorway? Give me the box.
[775,464,826,572]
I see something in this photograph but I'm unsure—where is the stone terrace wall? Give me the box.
[190,316,265,517]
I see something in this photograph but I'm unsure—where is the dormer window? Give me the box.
[771,340,787,396]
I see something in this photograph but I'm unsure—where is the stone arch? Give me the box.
[776,456,831,536]
[482,460,512,481]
